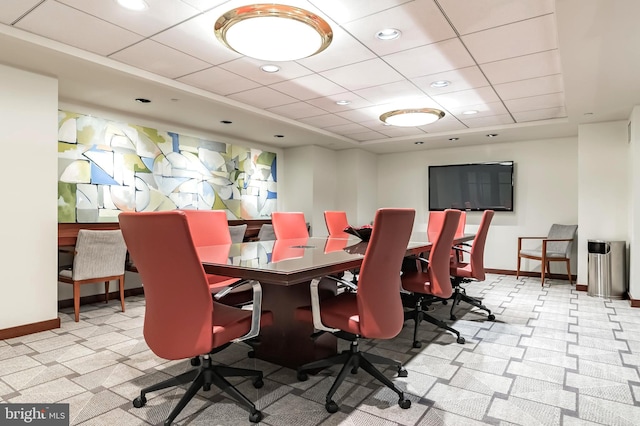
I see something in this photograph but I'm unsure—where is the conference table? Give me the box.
[198,233,474,369]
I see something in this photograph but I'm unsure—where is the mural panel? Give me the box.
[57,111,277,222]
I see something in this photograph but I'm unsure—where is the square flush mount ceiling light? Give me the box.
[379,108,445,127]
[214,4,333,62]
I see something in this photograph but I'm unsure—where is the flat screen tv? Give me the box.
[429,161,514,212]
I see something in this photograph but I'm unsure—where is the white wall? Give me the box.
[377,137,579,273]
[629,107,640,299]
[335,149,378,228]
[577,121,629,285]
[0,64,58,329]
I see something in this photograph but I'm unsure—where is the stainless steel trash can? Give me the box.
[587,240,627,299]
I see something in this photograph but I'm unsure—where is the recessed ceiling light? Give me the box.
[462,110,478,115]
[135,98,151,103]
[584,112,594,116]
[486,133,499,138]
[336,100,350,106]
[414,141,424,145]
[260,64,280,73]
[220,120,232,124]
[376,28,401,40]
[116,0,148,11]
[274,134,284,138]
[380,108,445,127]
[430,80,450,88]
[449,137,459,141]
[170,98,179,102]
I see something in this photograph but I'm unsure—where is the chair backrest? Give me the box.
[181,210,231,246]
[467,210,495,281]
[427,210,466,240]
[257,224,276,241]
[427,209,461,299]
[357,208,415,339]
[547,224,578,256]
[228,224,247,243]
[324,211,350,237]
[119,211,214,360]
[272,212,309,239]
[72,229,127,280]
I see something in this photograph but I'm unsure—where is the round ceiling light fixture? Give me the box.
[379,108,445,127]
[214,4,333,62]
[260,64,280,73]
[376,28,401,40]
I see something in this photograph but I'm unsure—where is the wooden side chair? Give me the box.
[58,229,127,322]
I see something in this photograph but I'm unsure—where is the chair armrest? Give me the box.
[453,245,471,255]
[542,238,574,242]
[231,280,264,342]
[213,279,249,300]
[309,277,340,333]
[322,275,358,292]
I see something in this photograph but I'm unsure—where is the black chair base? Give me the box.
[297,340,411,413]
[404,301,465,346]
[449,279,495,321]
[133,355,264,425]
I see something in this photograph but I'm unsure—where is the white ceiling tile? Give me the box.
[306,92,373,112]
[266,102,327,119]
[0,0,42,24]
[383,38,476,78]
[494,74,564,101]
[349,130,388,141]
[354,80,425,104]
[298,114,353,128]
[504,93,565,113]
[110,39,211,79]
[177,67,261,95]
[419,116,468,133]
[219,58,313,84]
[336,105,387,122]
[57,0,200,37]
[15,1,142,56]
[295,25,377,72]
[412,66,489,96]
[229,87,298,109]
[447,101,508,117]
[342,0,455,56]
[432,86,500,110]
[513,107,567,122]
[324,123,370,135]
[151,10,240,66]
[180,0,231,12]
[310,0,411,24]
[320,59,404,91]
[269,74,346,101]
[377,125,428,138]
[460,114,515,127]
[480,50,562,85]
[439,0,555,35]
[462,14,558,64]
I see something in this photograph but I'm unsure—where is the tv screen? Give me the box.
[429,161,514,211]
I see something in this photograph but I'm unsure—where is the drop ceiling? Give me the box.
[0,0,638,154]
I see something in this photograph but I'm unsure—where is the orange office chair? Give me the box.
[428,210,466,261]
[449,210,495,321]
[271,211,309,239]
[402,209,464,346]
[296,208,415,414]
[119,211,272,425]
[324,211,350,237]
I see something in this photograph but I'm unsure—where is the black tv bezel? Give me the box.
[428,161,515,212]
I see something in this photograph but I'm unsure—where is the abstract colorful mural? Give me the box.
[57,111,277,222]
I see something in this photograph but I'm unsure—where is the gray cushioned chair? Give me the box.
[58,229,128,321]
[257,224,276,241]
[517,224,578,286]
[229,224,248,243]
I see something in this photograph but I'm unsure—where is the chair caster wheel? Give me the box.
[351,367,359,374]
[132,396,146,408]
[450,315,457,321]
[398,367,408,378]
[297,371,308,381]
[247,350,255,358]
[399,398,411,409]
[442,300,448,305]
[456,336,465,344]
[488,314,496,321]
[253,378,264,389]
[325,400,339,413]
[412,341,422,349]
[190,357,200,366]
[249,410,263,423]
